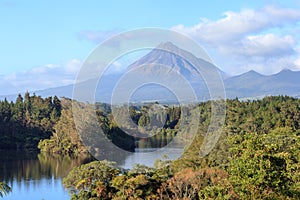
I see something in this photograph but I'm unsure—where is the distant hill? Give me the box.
[1,42,300,102]
[225,69,300,99]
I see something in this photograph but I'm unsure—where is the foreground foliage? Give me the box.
[1,95,299,198]
[63,96,300,199]
[228,127,300,199]
[0,182,11,198]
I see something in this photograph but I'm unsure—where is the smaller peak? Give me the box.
[280,68,293,72]
[236,70,265,77]
[274,68,293,75]
[246,70,263,75]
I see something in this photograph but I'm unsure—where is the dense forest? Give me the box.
[0,93,181,154]
[38,100,183,155]
[1,95,300,199]
[0,92,61,150]
[61,96,300,199]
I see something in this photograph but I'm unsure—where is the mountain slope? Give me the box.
[128,42,226,80]
[1,43,300,102]
[225,69,300,98]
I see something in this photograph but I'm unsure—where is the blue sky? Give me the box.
[1,0,300,94]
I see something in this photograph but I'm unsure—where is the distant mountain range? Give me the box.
[225,69,300,99]
[1,42,300,102]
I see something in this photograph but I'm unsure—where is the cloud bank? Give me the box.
[172,5,300,75]
[0,57,135,95]
[2,5,300,95]
[0,59,81,95]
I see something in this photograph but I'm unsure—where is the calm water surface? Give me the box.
[122,148,183,169]
[0,148,182,200]
[0,151,92,200]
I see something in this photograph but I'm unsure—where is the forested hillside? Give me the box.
[62,96,300,199]
[38,99,87,155]
[38,101,183,155]
[176,96,300,169]
[1,94,300,199]
[0,93,61,150]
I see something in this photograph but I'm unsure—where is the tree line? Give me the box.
[0,92,61,150]
[1,94,300,198]
[38,101,184,155]
[62,96,300,199]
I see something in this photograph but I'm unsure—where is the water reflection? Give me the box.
[0,150,93,200]
[0,150,92,183]
[0,148,181,199]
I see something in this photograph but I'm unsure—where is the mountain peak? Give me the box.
[157,42,179,51]
[278,68,293,73]
[155,42,185,58]
[247,70,263,75]
[237,70,264,78]
[272,68,299,79]
[127,41,222,79]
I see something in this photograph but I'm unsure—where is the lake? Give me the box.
[0,150,92,200]
[0,148,182,200]
[122,147,183,169]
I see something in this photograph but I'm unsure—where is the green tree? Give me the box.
[38,102,86,155]
[0,182,11,198]
[63,160,120,199]
[227,127,300,199]
[0,93,62,150]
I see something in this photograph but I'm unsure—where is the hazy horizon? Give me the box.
[1,1,300,95]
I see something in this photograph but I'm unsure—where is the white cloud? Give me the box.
[293,47,300,70]
[0,59,82,95]
[224,34,296,57]
[230,56,296,75]
[264,5,300,21]
[64,59,82,74]
[107,61,124,73]
[173,5,300,45]
[172,5,300,75]
[295,59,300,70]
[174,9,265,43]
[28,64,59,74]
